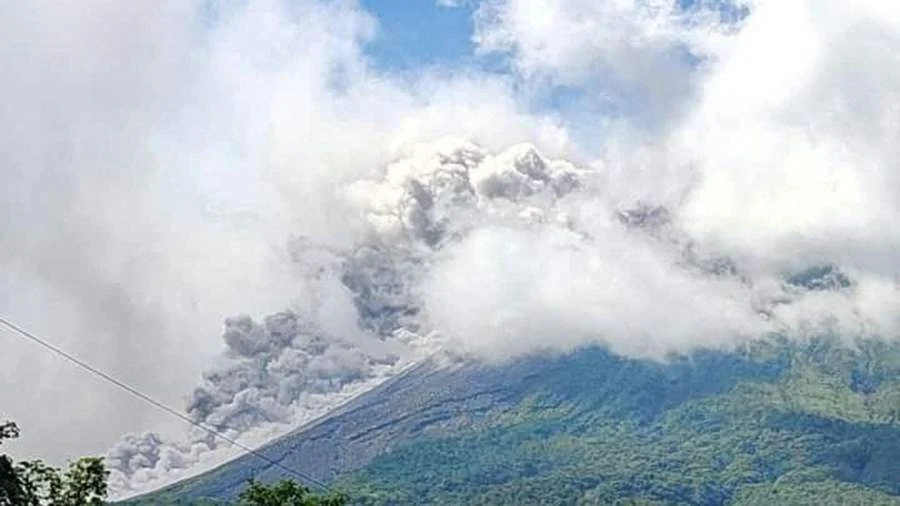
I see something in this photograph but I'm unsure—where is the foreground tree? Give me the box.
[238,478,348,506]
[0,420,108,506]
[1,421,25,506]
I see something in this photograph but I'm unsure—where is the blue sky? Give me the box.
[359,0,748,72]
[361,1,479,71]
[6,0,900,493]
[354,0,685,142]
[359,1,606,140]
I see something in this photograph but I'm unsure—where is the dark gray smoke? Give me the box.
[6,0,900,499]
[107,138,885,496]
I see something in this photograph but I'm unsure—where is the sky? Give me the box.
[2,0,900,499]
[361,0,478,70]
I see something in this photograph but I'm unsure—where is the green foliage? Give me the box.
[123,479,349,506]
[1,421,26,506]
[125,337,900,505]
[237,479,347,506]
[0,422,18,444]
[732,479,900,505]
[335,338,900,504]
[15,456,109,505]
[0,420,109,506]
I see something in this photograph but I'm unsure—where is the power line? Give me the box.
[0,314,335,493]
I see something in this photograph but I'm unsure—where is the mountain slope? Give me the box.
[127,337,900,505]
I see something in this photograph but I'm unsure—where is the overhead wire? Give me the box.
[0,314,335,493]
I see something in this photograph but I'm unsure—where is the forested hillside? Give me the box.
[128,336,900,505]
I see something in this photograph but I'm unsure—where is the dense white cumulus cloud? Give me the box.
[3,0,900,499]
[472,0,751,125]
[474,0,739,82]
[106,131,894,494]
[0,0,568,473]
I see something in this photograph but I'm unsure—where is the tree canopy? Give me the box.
[238,479,348,506]
[0,420,109,506]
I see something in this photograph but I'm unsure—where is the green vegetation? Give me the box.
[0,420,109,506]
[238,479,347,506]
[335,337,900,504]
[121,335,900,505]
[2,420,345,506]
[0,421,25,505]
[123,479,347,506]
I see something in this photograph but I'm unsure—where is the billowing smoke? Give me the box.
[3,0,900,499]
[106,140,593,494]
[0,0,569,471]
[106,135,894,495]
[106,310,421,492]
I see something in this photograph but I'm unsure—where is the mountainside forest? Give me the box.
[126,336,900,505]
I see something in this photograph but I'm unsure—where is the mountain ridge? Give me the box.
[124,335,900,504]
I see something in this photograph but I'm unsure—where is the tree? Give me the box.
[0,423,18,442]
[1,421,25,506]
[16,457,108,506]
[0,420,109,506]
[238,478,348,506]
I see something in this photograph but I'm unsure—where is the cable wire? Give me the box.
[0,314,335,493]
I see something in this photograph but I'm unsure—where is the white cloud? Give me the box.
[468,0,900,326]
[472,0,749,125]
[473,0,747,80]
[437,0,468,7]
[6,0,900,498]
[0,0,567,472]
[674,0,900,275]
[424,222,764,360]
[473,0,900,273]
